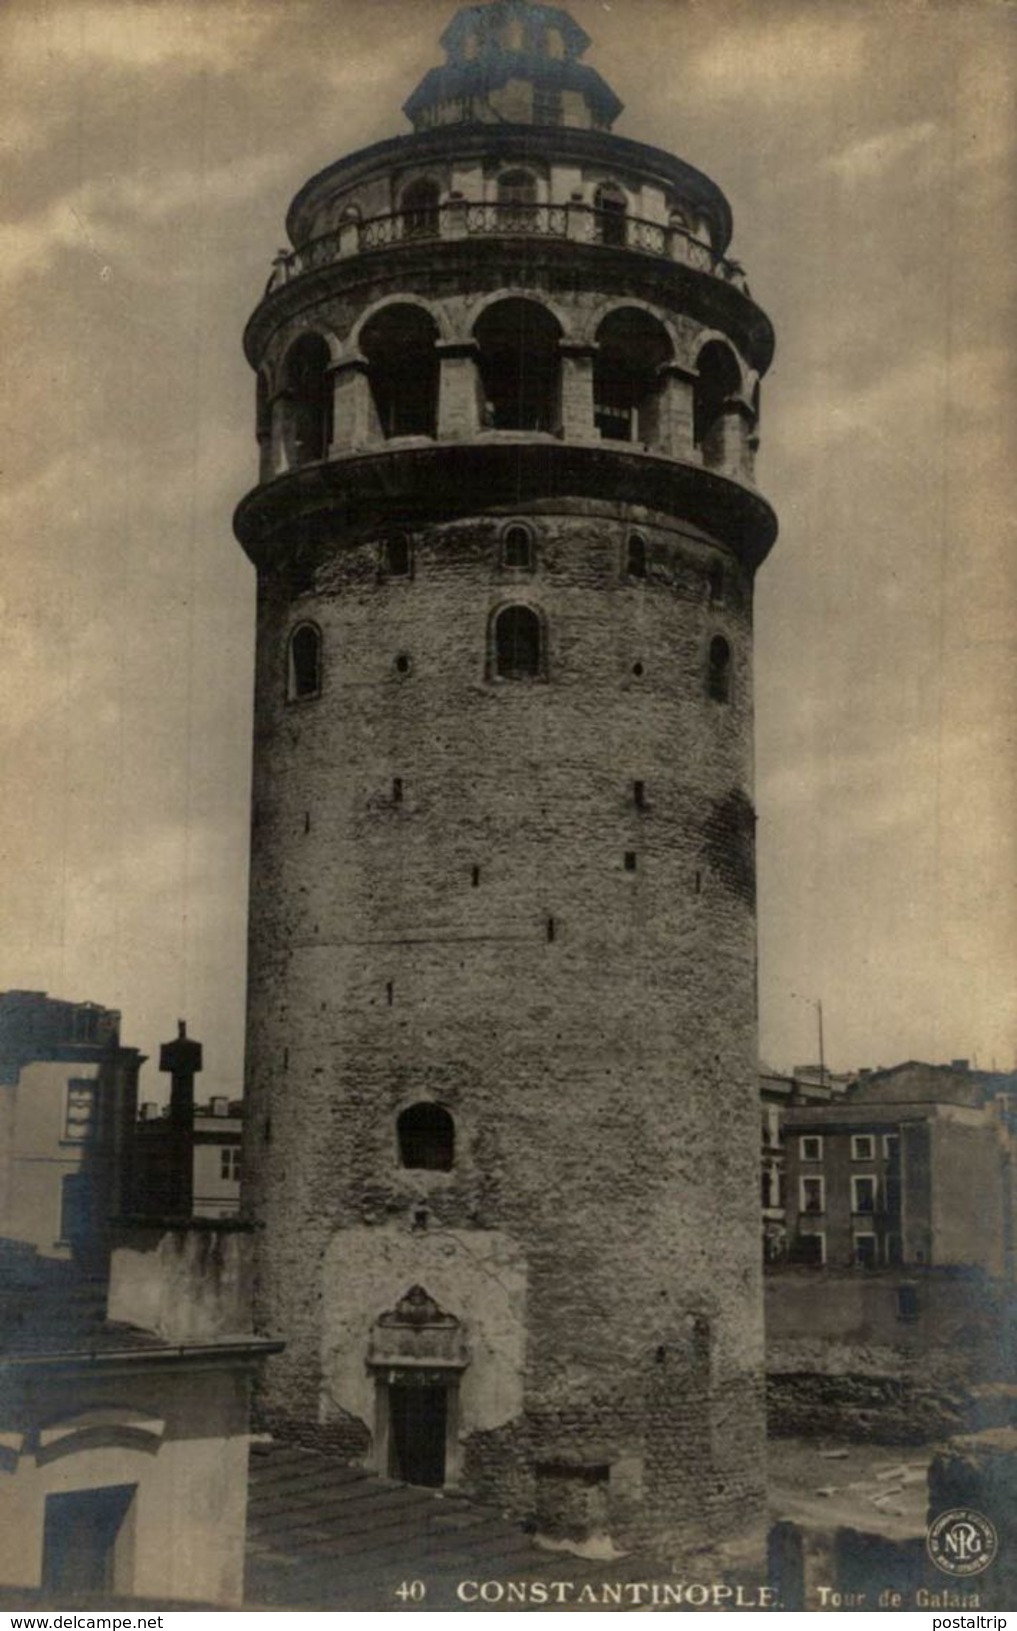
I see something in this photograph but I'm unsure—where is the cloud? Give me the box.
[4,1,275,75]
[828,119,941,183]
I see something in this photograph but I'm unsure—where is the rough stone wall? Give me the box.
[241,500,766,1545]
[766,1269,1011,1442]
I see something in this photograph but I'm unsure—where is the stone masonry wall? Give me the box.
[241,500,766,1547]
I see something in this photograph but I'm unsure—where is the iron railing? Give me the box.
[266,202,748,294]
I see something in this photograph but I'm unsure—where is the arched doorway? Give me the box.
[368,1286,468,1487]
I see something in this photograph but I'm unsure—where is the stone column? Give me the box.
[713,400,754,481]
[657,363,697,460]
[328,355,373,452]
[559,342,597,441]
[437,340,481,440]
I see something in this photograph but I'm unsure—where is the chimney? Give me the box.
[156,1020,203,1216]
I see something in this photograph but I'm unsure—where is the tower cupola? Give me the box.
[404,0,623,131]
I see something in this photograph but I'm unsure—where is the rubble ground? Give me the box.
[767,1437,938,1539]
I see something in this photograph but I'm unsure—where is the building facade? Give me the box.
[0,992,143,1268]
[236,0,777,1552]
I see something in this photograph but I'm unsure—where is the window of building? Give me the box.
[361,304,440,439]
[883,1133,900,1161]
[593,308,672,445]
[593,183,628,247]
[401,178,441,238]
[220,1147,242,1182]
[851,1134,875,1161]
[896,1283,919,1322]
[626,533,647,579]
[706,635,732,703]
[281,333,333,465]
[852,1175,877,1214]
[397,1103,455,1171]
[853,1233,878,1268]
[501,524,534,570]
[287,623,322,701]
[384,534,412,577]
[533,86,563,125]
[475,298,561,431]
[693,340,740,469]
[496,169,539,228]
[59,1172,88,1244]
[64,1080,97,1142]
[800,1135,823,1162]
[493,604,543,680]
[73,1007,101,1043]
[800,1176,825,1215]
[796,1231,826,1266]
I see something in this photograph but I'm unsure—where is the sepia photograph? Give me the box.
[0,0,1015,1612]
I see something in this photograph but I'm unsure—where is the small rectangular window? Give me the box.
[633,780,646,809]
[392,777,403,804]
[799,1135,823,1162]
[220,1147,242,1182]
[853,1233,877,1268]
[64,1080,98,1142]
[851,1133,875,1161]
[624,851,637,872]
[896,1283,919,1321]
[797,1231,826,1265]
[883,1133,900,1161]
[800,1175,825,1215]
[852,1175,877,1214]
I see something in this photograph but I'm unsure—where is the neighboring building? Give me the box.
[759,1069,845,1263]
[135,1098,243,1220]
[766,1061,1017,1442]
[236,0,777,1556]
[0,991,143,1268]
[782,1060,1014,1272]
[0,1225,280,1605]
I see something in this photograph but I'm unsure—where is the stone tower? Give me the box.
[236,0,776,1555]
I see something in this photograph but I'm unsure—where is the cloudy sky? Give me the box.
[1,0,1014,1098]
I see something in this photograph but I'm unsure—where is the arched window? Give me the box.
[497,169,538,229]
[288,623,322,700]
[594,183,628,247]
[384,534,411,577]
[694,341,741,469]
[494,604,543,679]
[401,178,440,238]
[281,334,332,466]
[360,305,439,439]
[502,524,534,570]
[626,533,647,579]
[707,635,732,703]
[474,299,562,432]
[594,308,672,445]
[255,371,271,442]
[398,1103,455,1171]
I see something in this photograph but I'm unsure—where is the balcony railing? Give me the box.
[267,202,749,294]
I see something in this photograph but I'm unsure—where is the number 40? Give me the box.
[395,1580,427,1603]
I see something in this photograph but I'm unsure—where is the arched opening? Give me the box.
[502,524,534,570]
[594,183,628,247]
[360,305,439,439]
[397,1103,455,1171]
[493,604,543,679]
[496,168,538,230]
[281,334,332,466]
[255,371,271,442]
[474,299,561,432]
[626,533,647,579]
[694,341,741,469]
[707,634,732,703]
[594,308,672,445]
[384,534,411,577]
[288,623,322,700]
[401,178,440,238]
